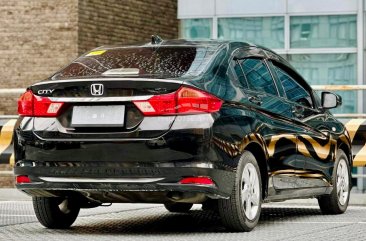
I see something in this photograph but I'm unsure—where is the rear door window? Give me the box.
[239,58,278,96]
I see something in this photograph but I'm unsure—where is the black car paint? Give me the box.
[14,40,352,205]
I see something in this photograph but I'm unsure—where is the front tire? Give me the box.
[318,149,351,214]
[218,151,262,232]
[33,197,80,229]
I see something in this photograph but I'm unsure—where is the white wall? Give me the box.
[178,0,358,18]
[215,0,286,16]
[178,0,215,18]
[287,0,358,14]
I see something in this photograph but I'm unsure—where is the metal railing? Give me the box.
[0,89,24,95]
[312,85,366,91]
[0,86,365,179]
[312,85,366,119]
[1,85,366,118]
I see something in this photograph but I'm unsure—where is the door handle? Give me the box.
[248,96,263,106]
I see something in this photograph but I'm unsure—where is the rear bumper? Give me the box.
[15,165,233,202]
[14,114,236,202]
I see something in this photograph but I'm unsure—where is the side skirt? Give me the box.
[264,186,332,202]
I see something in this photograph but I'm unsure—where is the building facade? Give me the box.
[0,0,178,115]
[178,0,364,115]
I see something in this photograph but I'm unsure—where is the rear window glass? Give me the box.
[51,46,218,80]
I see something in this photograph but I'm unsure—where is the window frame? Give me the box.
[230,59,249,89]
[268,59,320,111]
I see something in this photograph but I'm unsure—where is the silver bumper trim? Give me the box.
[48,95,153,102]
[39,177,164,183]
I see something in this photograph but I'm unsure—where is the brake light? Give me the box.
[16,175,31,184]
[18,90,64,117]
[179,176,215,185]
[133,86,223,116]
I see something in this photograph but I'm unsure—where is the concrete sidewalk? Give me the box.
[0,188,365,205]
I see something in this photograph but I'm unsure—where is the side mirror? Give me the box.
[321,92,342,109]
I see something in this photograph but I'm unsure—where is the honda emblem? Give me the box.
[90,84,104,96]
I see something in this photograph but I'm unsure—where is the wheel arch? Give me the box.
[338,142,353,167]
[244,141,269,199]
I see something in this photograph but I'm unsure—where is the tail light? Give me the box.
[133,86,223,116]
[16,175,31,184]
[179,176,215,185]
[18,90,64,117]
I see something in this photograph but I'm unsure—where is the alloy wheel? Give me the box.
[58,199,71,214]
[336,158,349,206]
[241,163,260,220]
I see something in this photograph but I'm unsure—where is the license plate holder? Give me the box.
[71,105,125,127]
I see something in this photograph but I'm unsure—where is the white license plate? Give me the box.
[71,105,125,127]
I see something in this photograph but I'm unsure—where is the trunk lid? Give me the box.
[29,78,182,140]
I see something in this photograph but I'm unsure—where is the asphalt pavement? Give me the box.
[1,188,366,241]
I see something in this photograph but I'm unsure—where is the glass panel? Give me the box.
[233,62,248,89]
[180,19,212,39]
[285,53,357,114]
[240,59,277,96]
[53,46,220,79]
[272,64,313,108]
[218,17,284,49]
[290,15,357,48]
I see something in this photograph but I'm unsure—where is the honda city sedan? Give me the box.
[14,37,352,231]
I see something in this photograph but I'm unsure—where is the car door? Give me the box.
[269,60,336,187]
[232,54,304,191]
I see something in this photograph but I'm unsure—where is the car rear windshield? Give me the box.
[51,46,219,80]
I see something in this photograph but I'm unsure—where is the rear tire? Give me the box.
[318,149,350,214]
[218,151,262,232]
[33,197,80,229]
[202,199,218,212]
[164,203,193,213]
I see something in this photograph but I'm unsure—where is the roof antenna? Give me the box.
[151,35,163,44]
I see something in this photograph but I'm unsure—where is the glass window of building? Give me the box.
[285,53,357,114]
[180,19,212,39]
[290,15,357,48]
[218,17,284,49]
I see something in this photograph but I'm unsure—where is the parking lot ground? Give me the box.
[1,198,366,241]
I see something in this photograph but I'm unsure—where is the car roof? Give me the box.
[90,39,255,51]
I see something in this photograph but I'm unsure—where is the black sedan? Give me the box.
[14,38,352,231]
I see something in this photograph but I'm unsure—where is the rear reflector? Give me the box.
[133,86,223,116]
[18,90,64,117]
[16,175,31,184]
[17,90,33,116]
[179,176,215,185]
